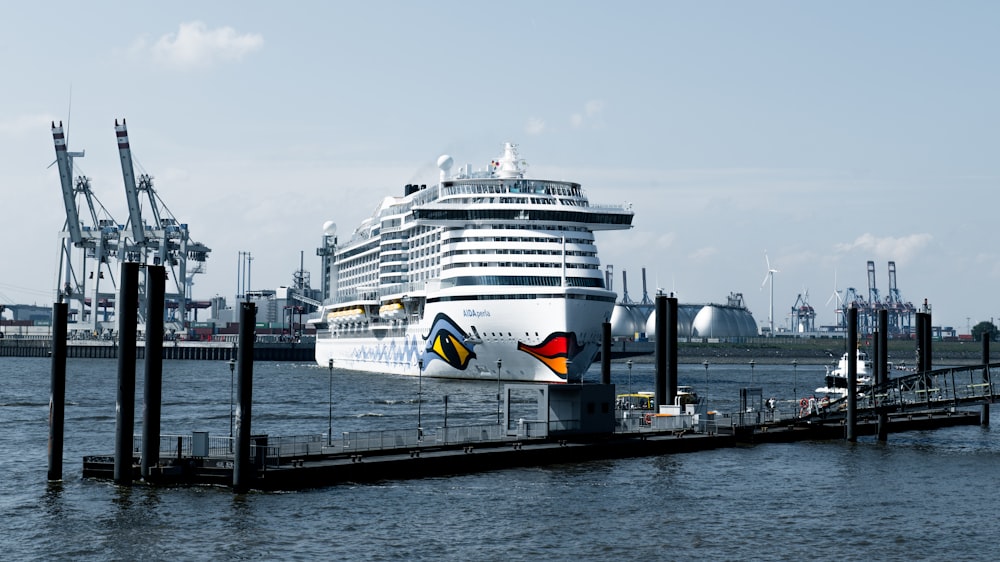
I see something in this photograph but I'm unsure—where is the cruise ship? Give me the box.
[313,143,634,383]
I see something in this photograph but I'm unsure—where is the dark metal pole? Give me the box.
[666,296,678,407]
[983,330,991,426]
[629,360,634,396]
[114,262,140,485]
[47,301,68,481]
[233,302,256,493]
[791,359,797,403]
[229,358,235,446]
[417,358,423,437]
[328,358,334,444]
[600,321,611,385]
[877,309,889,442]
[654,295,666,410]
[141,265,165,480]
[872,330,881,387]
[923,308,933,373]
[496,358,502,425]
[920,310,933,407]
[846,306,857,442]
[915,311,925,374]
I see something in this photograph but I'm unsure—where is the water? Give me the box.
[3,357,999,560]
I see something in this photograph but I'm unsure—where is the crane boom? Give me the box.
[115,118,146,247]
[51,121,85,245]
[867,260,880,304]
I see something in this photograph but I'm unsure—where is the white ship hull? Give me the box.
[316,293,613,383]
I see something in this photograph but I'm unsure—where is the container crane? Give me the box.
[886,261,915,337]
[51,121,121,334]
[790,291,816,333]
[114,119,211,329]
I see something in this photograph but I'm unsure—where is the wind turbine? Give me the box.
[825,269,844,307]
[761,251,778,336]
[825,268,845,328]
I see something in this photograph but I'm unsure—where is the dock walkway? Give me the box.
[83,405,980,491]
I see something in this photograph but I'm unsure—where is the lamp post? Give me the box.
[417,358,424,438]
[792,359,798,401]
[626,359,633,396]
[327,358,334,445]
[496,358,503,425]
[749,359,755,385]
[228,358,235,447]
[702,360,709,401]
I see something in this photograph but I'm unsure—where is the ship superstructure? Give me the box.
[314,143,633,382]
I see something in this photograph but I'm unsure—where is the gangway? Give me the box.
[788,363,996,424]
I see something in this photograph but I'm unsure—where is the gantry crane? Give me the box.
[114,119,211,329]
[51,121,121,334]
[885,261,915,337]
[790,291,816,333]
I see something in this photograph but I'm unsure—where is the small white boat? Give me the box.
[815,350,872,396]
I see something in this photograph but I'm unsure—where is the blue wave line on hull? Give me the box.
[349,334,424,368]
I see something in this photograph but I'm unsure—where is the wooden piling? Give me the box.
[114,262,139,485]
[47,302,68,481]
[233,302,256,493]
[666,296,678,407]
[654,295,666,410]
[846,306,857,442]
[983,331,991,426]
[877,309,889,441]
[141,265,165,479]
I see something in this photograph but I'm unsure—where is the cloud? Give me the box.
[689,246,718,261]
[525,117,546,135]
[833,233,932,263]
[134,21,263,69]
[570,99,604,129]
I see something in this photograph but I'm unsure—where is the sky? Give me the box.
[1,1,998,332]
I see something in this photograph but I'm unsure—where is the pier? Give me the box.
[45,283,997,492]
[79,397,983,491]
[0,338,313,360]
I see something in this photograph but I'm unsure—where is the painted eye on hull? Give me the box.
[422,313,477,370]
[430,331,475,369]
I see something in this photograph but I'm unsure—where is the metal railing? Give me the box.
[787,363,997,422]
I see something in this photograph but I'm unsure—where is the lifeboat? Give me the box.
[379,302,404,319]
[328,307,365,325]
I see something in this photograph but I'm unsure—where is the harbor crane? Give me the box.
[114,119,211,329]
[51,121,122,334]
[790,291,816,333]
[835,261,915,338]
[885,261,915,336]
[51,119,211,335]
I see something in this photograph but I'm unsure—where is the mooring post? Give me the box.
[233,302,256,493]
[114,262,140,485]
[600,321,611,385]
[877,309,889,442]
[846,306,857,442]
[915,311,927,399]
[921,308,933,407]
[47,301,68,481]
[654,295,666,411]
[872,330,880,386]
[983,331,991,426]
[666,295,678,407]
[141,265,165,480]
[923,307,933,374]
